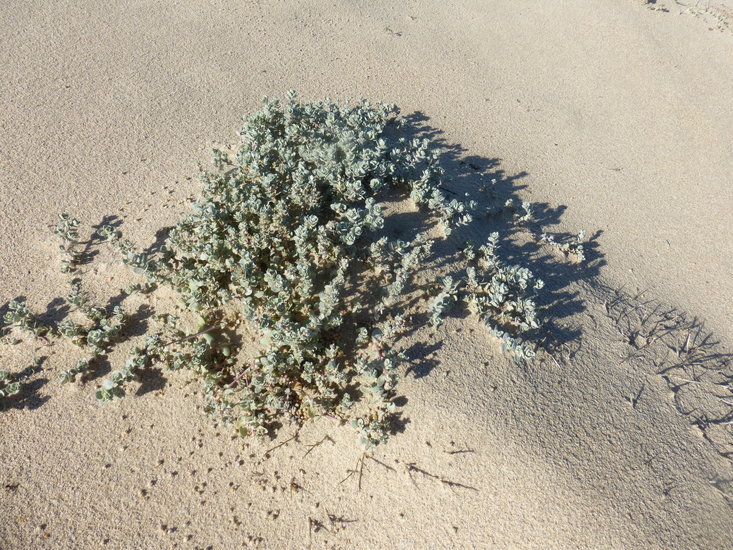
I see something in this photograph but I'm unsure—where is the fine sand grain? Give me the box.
[1,1,731,548]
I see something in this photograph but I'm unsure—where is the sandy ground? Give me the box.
[1,0,732,548]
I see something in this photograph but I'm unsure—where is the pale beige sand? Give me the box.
[1,1,732,548]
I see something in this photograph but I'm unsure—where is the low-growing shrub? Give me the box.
[1,92,548,446]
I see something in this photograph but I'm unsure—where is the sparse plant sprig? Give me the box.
[59,358,90,384]
[1,226,138,398]
[0,357,44,402]
[65,278,106,322]
[540,230,586,263]
[95,333,167,404]
[97,223,164,285]
[351,326,405,448]
[54,213,84,273]
[58,252,130,345]
[112,238,160,280]
[54,213,81,244]
[462,241,477,262]
[85,305,128,355]
[468,232,544,352]
[480,180,534,225]
[429,232,544,359]
[95,367,136,403]
[429,276,459,326]
[123,282,156,295]
[96,224,120,243]
[478,178,498,199]
[2,300,52,339]
[516,201,533,224]
[57,319,84,344]
[561,230,586,263]
[0,370,21,400]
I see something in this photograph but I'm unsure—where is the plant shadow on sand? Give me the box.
[393,111,605,378]
[0,350,50,412]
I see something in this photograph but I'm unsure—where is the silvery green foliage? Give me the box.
[94,92,472,447]
[59,275,129,376]
[95,368,135,403]
[429,276,459,326]
[540,230,586,263]
[54,213,83,273]
[66,278,106,322]
[464,233,543,359]
[57,302,128,386]
[97,225,160,281]
[59,358,90,384]
[561,230,586,263]
[516,201,533,224]
[2,300,51,339]
[1,264,130,391]
[484,192,534,224]
[430,232,544,360]
[368,235,433,311]
[2,93,551,442]
[0,370,21,400]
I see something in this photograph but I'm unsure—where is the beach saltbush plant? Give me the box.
[113,91,476,446]
[1,92,548,446]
